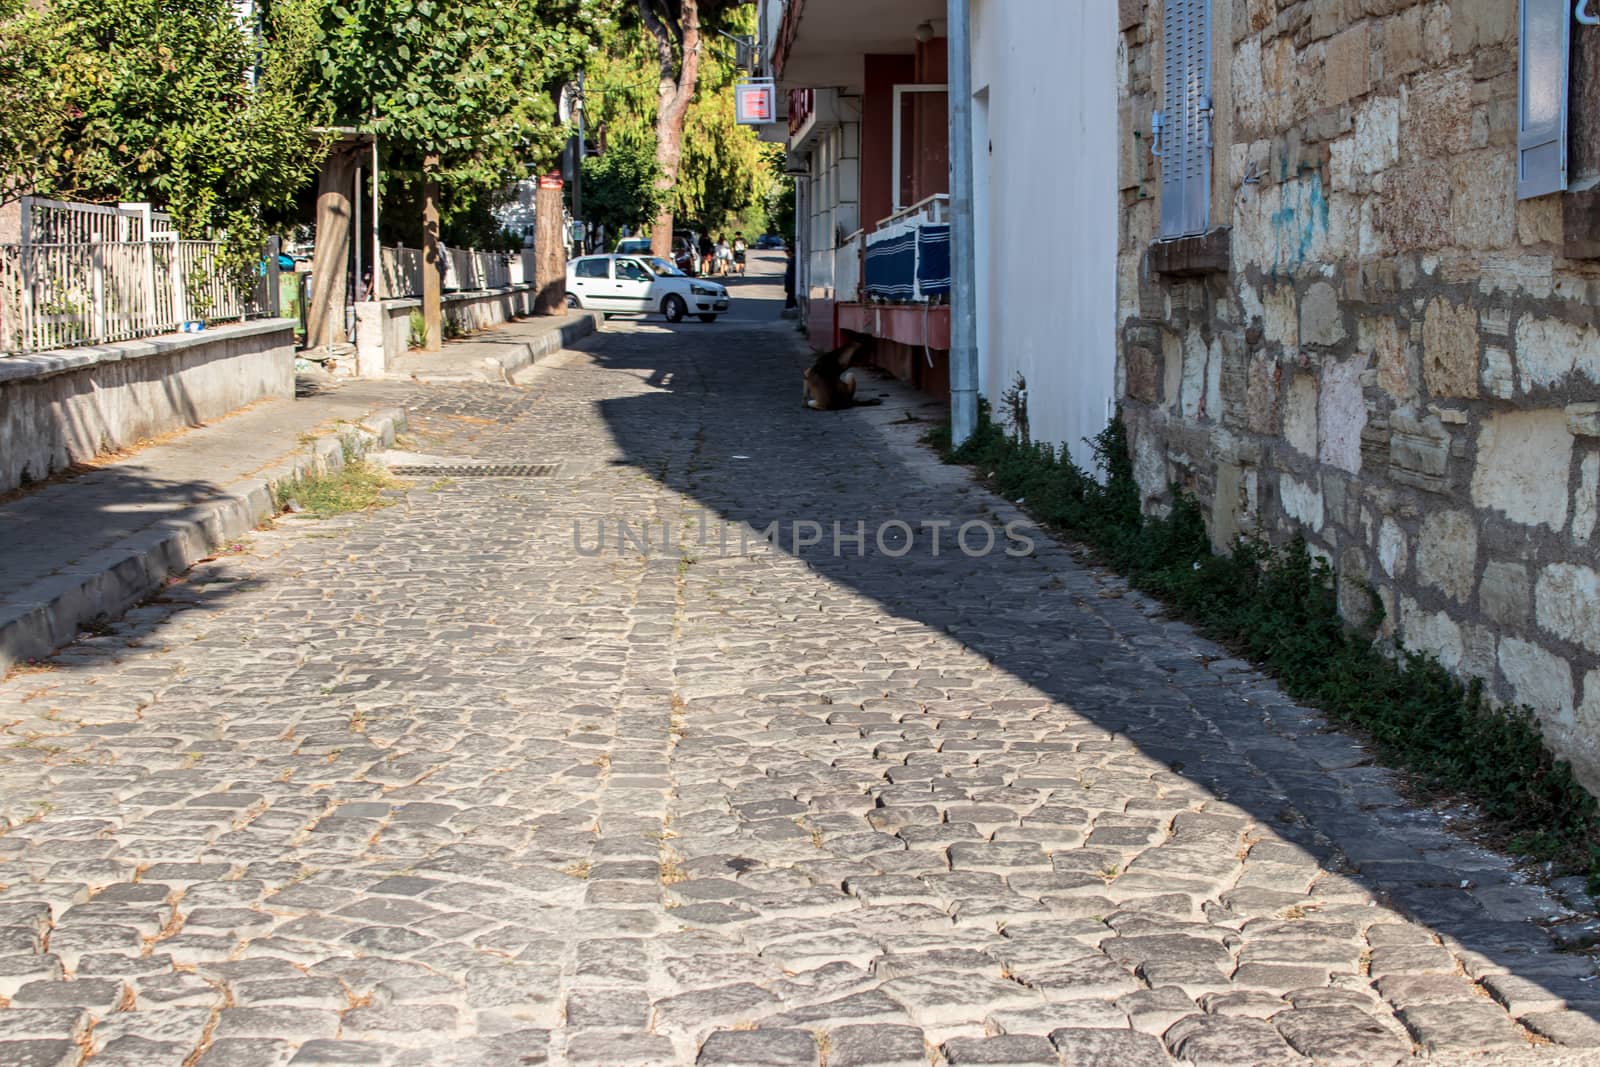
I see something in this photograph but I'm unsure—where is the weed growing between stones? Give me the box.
[273,461,402,520]
[931,404,1600,891]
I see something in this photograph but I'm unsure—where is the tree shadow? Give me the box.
[583,288,1598,1041]
[0,462,274,673]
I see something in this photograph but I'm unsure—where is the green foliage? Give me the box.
[407,310,426,350]
[311,0,593,199]
[582,139,664,236]
[0,0,67,205]
[942,405,1600,888]
[8,0,321,251]
[379,179,524,248]
[761,150,797,239]
[586,3,784,233]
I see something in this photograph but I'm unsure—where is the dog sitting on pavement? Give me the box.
[802,339,883,410]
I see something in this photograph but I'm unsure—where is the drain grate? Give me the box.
[390,463,558,477]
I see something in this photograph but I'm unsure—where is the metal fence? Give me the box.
[0,239,267,354]
[19,196,178,246]
[379,245,514,299]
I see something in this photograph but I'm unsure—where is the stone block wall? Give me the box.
[1116,0,1600,789]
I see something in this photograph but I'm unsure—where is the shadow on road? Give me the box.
[586,256,1598,1042]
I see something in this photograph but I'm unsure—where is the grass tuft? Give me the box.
[274,460,402,519]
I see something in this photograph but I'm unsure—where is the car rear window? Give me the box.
[575,258,609,279]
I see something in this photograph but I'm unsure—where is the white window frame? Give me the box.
[891,83,949,213]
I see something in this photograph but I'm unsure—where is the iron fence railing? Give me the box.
[378,245,515,299]
[0,239,267,355]
[19,196,178,246]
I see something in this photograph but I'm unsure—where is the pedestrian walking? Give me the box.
[732,232,748,276]
[698,231,714,276]
[715,235,733,278]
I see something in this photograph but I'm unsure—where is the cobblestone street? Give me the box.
[1,262,1597,1066]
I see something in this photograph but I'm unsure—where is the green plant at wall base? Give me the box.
[274,460,399,519]
[936,407,1600,891]
[407,310,427,350]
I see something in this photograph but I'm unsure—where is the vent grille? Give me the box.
[390,463,558,478]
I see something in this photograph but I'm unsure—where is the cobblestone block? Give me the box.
[1049,1027,1173,1066]
[0,1039,81,1067]
[1397,1000,1529,1053]
[697,1028,819,1066]
[1272,1005,1409,1065]
[941,1034,1058,1064]
[1162,1014,1300,1066]
[822,1024,927,1067]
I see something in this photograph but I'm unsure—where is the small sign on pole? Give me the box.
[734,79,776,125]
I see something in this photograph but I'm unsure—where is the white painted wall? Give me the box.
[800,120,861,304]
[970,0,1118,473]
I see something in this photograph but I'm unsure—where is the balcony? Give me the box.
[863,194,950,304]
[767,0,946,91]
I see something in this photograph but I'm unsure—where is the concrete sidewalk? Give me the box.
[0,385,407,673]
[389,310,599,383]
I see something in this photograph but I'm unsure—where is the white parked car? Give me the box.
[567,254,730,323]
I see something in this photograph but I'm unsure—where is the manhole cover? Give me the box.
[389,463,558,477]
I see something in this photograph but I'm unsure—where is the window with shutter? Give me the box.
[1517,0,1571,200]
[1159,0,1212,239]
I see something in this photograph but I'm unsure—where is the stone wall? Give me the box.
[351,286,536,377]
[0,320,296,495]
[1116,0,1600,789]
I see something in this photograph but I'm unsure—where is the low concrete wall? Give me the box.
[354,285,536,377]
[0,319,296,494]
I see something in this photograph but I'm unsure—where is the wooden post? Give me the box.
[307,147,354,349]
[422,154,443,350]
[534,173,566,316]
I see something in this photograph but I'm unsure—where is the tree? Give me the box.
[4,0,320,254]
[0,0,68,209]
[310,0,593,345]
[762,152,796,238]
[586,3,770,243]
[580,139,663,238]
[632,0,751,257]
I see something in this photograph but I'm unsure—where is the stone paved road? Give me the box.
[1,266,1597,1065]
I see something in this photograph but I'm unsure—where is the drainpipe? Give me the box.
[947,0,979,448]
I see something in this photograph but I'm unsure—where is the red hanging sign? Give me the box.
[735,80,775,125]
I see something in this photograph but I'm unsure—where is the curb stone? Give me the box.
[0,407,407,674]
[407,312,600,384]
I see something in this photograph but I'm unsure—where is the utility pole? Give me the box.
[575,70,586,229]
[947,0,979,447]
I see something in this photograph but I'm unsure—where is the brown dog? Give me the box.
[802,340,882,410]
